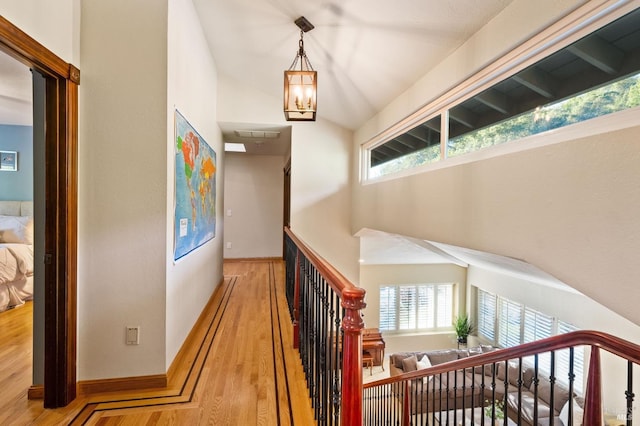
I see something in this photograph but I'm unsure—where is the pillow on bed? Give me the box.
[0,215,33,244]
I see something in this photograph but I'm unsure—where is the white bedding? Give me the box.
[0,202,35,312]
[0,243,34,311]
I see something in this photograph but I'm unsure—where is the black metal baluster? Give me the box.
[327,289,336,426]
[480,366,486,426]
[533,354,539,426]
[568,348,575,426]
[515,358,522,425]
[549,351,556,426]
[626,360,634,426]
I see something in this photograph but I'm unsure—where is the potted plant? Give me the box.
[484,399,505,424]
[453,314,474,344]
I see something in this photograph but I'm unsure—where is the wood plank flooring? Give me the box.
[0,260,315,425]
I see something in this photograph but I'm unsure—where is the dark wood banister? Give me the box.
[365,330,640,387]
[285,227,366,426]
[365,330,640,426]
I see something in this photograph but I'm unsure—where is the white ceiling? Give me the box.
[194,0,515,131]
[357,228,579,293]
[0,1,517,140]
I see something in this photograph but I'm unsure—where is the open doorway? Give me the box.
[0,16,79,408]
[0,49,37,410]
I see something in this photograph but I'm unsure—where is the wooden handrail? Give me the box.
[364,329,640,388]
[284,227,366,426]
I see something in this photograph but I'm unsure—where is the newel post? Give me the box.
[583,346,602,426]
[292,249,301,349]
[340,287,366,426]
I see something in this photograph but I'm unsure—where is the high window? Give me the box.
[367,7,640,180]
[477,289,584,391]
[379,284,453,333]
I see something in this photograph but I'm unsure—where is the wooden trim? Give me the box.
[28,385,45,400]
[0,16,79,408]
[78,375,167,396]
[364,329,640,388]
[584,346,602,426]
[340,288,366,426]
[0,16,70,78]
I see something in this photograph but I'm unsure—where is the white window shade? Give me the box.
[498,299,523,348]
[478,290,496,341]
[379,284,453,333]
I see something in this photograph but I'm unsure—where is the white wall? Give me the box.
[0,0,80,65]
[166,0,224,369]
[217,74,360,283]
[3,0,223,383]
[354,121,640,328]
[78,0,169,380]
[223,153,284,259]
[352,0,640,327]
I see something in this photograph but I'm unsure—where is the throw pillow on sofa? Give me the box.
[416,355,434,384]
[416,355,432,370]
[402,355,418,372]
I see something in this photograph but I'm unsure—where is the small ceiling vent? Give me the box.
[234,130,280,139]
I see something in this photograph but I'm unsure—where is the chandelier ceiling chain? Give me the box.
[283,17,317,121]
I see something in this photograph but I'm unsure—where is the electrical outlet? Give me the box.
[226,242,232,249]
[126,326,140,345]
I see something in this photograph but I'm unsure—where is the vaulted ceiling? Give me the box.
[193,0,515,131]
[0,1,517,132]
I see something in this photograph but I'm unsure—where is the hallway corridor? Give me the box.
[11,260,315,425]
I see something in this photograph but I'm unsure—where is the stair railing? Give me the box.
[284,227,365,426]
[363,330,640,426]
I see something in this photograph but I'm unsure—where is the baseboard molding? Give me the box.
[78,374,167,395]
[28,385,44,400]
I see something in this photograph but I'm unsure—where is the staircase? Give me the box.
[284,227,640,426]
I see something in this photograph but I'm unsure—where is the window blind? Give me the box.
[478,290,496,341]
[498,299,523,348]
[379,283,453,333]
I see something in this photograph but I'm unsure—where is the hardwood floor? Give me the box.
[0,260,315,425]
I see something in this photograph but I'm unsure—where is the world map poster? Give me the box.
[174,110,216,260]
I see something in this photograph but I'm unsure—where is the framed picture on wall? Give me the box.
[0,151,17,171]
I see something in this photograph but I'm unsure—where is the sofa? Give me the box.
[389,347,582,424]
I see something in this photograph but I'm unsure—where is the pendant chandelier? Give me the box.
[283,17,317,121]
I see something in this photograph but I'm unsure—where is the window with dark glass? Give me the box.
[369,7,640,178]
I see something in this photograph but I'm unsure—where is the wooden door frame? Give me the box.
[0,17,79,407]
[283,158,291,258]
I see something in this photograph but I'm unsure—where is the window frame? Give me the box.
[361,1,640,184]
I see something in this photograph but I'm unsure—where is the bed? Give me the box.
[0,201,34,312]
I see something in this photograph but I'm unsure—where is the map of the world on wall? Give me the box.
[174,110,216,260]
